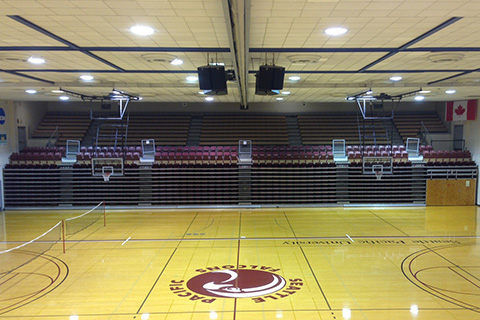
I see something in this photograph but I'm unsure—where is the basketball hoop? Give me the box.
[372,164,383,181]
[101,166,114,182]
[102,172,111,182]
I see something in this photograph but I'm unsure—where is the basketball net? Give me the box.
[102,172,111,182]
[374,170,382,180]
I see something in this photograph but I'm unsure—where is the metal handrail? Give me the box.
[420,121,432,145]
[46,126,58,147]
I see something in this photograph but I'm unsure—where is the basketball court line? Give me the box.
[282,211,333,313]
[3,207,479,319]
[133,211,200,318]
[368,210,412,236]
[2,234,478,247]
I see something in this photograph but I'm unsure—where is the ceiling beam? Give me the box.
[8,15,125,72]
[358,17,462,72]
[222,0,248,108]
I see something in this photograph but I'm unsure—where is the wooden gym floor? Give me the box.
[1,206,479,320]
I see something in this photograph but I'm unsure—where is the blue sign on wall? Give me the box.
[0,108,5,125]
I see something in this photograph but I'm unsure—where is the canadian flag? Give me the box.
[445,100,477,121]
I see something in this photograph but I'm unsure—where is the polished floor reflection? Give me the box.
[0,206,479,319]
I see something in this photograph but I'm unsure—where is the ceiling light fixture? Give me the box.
[80,74,94,81]
[25,89,37,94]
[59,95,70,101]
[325,27,348,36]
[415,95,425,101]
[281,91,291,95]
[445,89,456,94]
[390,76,402,81]
[419,90,431,94]
[27,56,45,64]
[288,76,301,81]
[130,25,155,36]
[51,89,64,93]
[276,97,284,101]
[186,76,198,82]
[170,58,183,65]
[205,96,214,101]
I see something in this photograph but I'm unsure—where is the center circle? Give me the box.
[187,269,286,298]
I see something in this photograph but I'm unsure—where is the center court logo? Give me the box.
[170,265,303,304]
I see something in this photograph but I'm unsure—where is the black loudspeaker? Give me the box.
[255,65,285,95]
[198,65,227,95]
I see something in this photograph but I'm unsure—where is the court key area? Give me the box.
[1,205,479,319]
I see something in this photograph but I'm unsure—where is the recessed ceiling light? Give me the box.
[276,97,284,101]
[130,25,155,36]
[390,76,402,81]
[51,90,64,93]
[80,74,94,81]
[59,95,69,101]
[198,91,205,95]
[170,58,183,65]
[186,76,198,82]
[288,76,301,81]
[366,90,373,94]
[27,56,45,64]
[281,91,291,95]
[445,89,456,94]
[414,95,425,101]
[205,96,214,102]
[324,27,348,36]
[419,90,431,94]
[25,89,37,94]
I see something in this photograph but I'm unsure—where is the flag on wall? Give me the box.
[446,100,477,121]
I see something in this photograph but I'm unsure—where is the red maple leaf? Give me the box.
[455,105,466,116]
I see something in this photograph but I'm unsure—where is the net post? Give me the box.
[103,200,106,227]
[62,219,66,254]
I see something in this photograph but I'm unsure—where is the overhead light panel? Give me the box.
[445,89,456,94]
[390,76,402,81]
[186,76,198,82]
[130,25,154,36]
[25,89,37,94]
[27,56,45,64]
[80,74,94,81]
[170,58,183,65]
[324,27,348,36]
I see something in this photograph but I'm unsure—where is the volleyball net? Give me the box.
[64,201,105,237]
[0,221,62,275]
[0,201,106,275]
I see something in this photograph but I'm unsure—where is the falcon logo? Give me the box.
[170,265,303,303]
[188,269,286,298]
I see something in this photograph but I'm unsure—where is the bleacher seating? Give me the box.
[31,112,92,146]
[393,112,448,143]
[8,144,475,169]
[96,115,190,146]
[200,115,289,145]
[298,114,390,145]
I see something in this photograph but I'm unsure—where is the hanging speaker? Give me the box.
[255,65,285,95]
[198,65,227,95]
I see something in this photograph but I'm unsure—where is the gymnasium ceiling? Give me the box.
[1,0,480,107]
